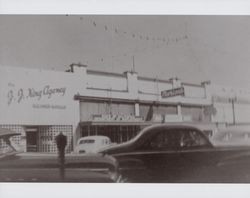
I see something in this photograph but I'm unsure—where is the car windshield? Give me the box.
[211,128,250,146]
[79,139,95,144]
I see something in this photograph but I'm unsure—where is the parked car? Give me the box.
[75,136,112,154]
[99,123,250,183]
[211,126,250,146]
[0,128,121,182]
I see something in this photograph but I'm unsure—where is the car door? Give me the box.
[177,129,221,182]
[121,129,185,182]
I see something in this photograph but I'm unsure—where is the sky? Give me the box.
[1,15,250,88]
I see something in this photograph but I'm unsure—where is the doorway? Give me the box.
[26,127,38,152]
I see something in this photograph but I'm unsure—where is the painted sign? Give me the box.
[92,114,144,122]
[7,84,66,106]
[161,87,185,98]
[0,66,80,125]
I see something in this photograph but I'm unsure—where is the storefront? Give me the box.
[76,95,213,143]
[77,97,144,143]
[2,64,245,152]
[0,66,81,153]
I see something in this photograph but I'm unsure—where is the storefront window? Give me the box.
[80,102,135,121]
[182,106,205,122]
[139,104,177,121]
[81,125,141,143]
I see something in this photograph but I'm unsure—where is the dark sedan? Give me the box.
[0,128,121,182]
[99,124,250,183]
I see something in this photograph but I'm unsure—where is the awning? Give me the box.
[80,121,160,126]
[80,121,217,130]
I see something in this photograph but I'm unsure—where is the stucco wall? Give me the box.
[86,73,127,91]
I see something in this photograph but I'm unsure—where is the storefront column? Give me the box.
[177,104,182,117]
[72,124,80,151]
[125,71,139,99]
[135,103,140,116]
[201,81,212,101]
[71,63,88,90]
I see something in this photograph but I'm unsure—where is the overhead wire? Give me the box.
[66,15,189,69]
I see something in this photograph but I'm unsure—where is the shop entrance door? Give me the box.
[26,128,38,152]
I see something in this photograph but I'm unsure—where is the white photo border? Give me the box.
[1,1,250,198]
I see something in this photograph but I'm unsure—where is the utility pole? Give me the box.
[229,97,237,125]
[132,55,135,72]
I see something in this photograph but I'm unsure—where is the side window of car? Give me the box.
[179,130,208,149]
[145,130,179,150]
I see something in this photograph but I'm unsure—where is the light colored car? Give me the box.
[75,136,112,154]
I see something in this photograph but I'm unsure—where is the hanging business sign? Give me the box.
[161,87,185,98]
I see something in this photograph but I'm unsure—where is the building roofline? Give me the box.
[68,63,206,87]
[87,69,126,78]
[137,76,172,84]
[182,82,205,88]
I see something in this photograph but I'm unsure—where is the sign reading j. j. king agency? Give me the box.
[0,66,80,126]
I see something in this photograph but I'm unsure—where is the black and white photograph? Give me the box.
[1,0,250,197]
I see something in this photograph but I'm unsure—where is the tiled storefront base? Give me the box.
[38,125,73,153]
[0,125,73,153]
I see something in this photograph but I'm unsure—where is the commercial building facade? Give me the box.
[1,64,250,153]
[0,66,81,153]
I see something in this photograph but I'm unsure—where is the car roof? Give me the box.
[138,123,204,140]
[0,128,21,138]
[136,123,203,139]
[142,123,203,131]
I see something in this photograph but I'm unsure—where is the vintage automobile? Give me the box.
[75,135,112,154]
[0,128,121,182]
[99,124,250,183]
